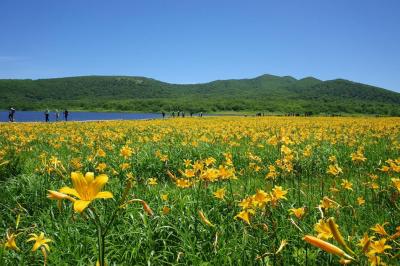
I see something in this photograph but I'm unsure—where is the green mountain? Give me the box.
[0,74,399,115]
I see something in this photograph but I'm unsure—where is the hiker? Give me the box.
[64,109,69,121]
[162,111,165,119]
[8,107,16,122]
[44,109,50,122]
[55,110,60,121]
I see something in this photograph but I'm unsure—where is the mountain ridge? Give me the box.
[0,74,399,115]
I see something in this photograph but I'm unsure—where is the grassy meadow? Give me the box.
[0,116,399,265]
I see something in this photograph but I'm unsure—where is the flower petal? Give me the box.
[73,200,91,213]
[90,174,109,196]
[59,187,80,199]
[71,172,87,196]
[43,243,50,252]
[94,191,113,199]
[32,242,41,251]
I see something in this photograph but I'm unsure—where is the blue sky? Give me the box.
[0,0,399,91]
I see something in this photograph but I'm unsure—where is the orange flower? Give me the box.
[303,235,354,260]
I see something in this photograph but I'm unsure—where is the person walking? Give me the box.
[172,111,175,118]
[44,109,50,122]
[55,110,60,121]
[8,107,16,122]
[162,111,165,119]
[64,109,69,121]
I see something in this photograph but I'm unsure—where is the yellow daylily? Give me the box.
[213,187,226,200]
[315,219,333,240]
[235,210,254,225]
[27,232,52,252]
[50,172,113,213]
[4,232,20,251]
[368,238,392,255]
[289,207,305,219]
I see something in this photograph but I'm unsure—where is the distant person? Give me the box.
[8,107,16,122]
[177,111,180,117]
[190,112,193,117]
[64,109,69,121]
[44,109,50,122]
[182,111,185,118]
[55,110,60,121]
[162,111,165,119]
[172,111,175,118]
[200,112,203,117]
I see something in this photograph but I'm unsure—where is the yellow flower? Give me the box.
[358,233,374,253]
[314,219,333,240]
[183,159,192,168]
[350,147,367,162]
[369,182,379,190]
[175,178,191,188]
[341,179,353,191]
[96,162,107,172]
[162,206,170,215]
[97,148,106,157]
[235,210,253,225]
[213,188,226,200]
[4,232,20,251]
[120,145,133,158]
[319,196,339,210]
[289,207,305,219]
[368,238,392,255]
[183,169,196,178]
[52,172,113,213]
[272,186,288,200]
[238,197,253,210]
[391,178,400,192]
[328,155,337,163]
[253,189,271,207]
[120,162,130,171]
[327,164,343,176]
[367,255,382,266]
[205,157,216,166]
[160,194,168,201]
[357,196,365,206]
[148,178,158,186]
[370,223,389,236]
[27,232,51,252]
[265,165,277,180]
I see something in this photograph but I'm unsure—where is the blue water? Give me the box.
[0,111,163,122]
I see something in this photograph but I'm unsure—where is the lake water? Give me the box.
[0,111,163,122]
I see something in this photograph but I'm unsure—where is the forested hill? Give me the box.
[0,74,399,115]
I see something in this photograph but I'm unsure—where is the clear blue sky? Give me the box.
[0,0,399,91]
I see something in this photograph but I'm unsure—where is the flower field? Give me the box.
[1,116,399,265]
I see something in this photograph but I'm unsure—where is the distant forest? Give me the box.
[1,74,400,115]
